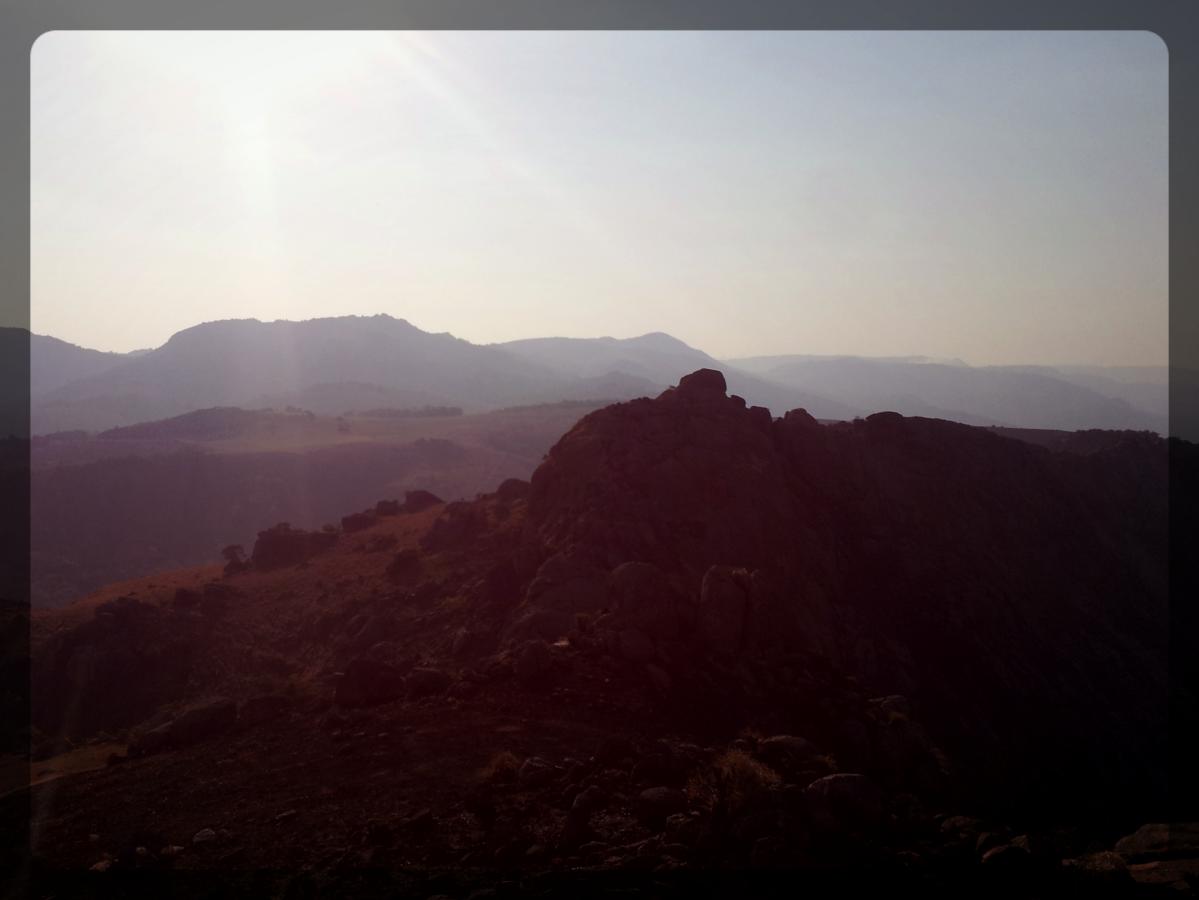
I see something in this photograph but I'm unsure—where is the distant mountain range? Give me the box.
[3,315,1173,437]
[728,354,1169,432]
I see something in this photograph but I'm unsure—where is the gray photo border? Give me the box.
[2,3,1195,897]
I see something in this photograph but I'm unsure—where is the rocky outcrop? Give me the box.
[521,369,1170,822]
[401,490,443,513]
[251,523,338,569]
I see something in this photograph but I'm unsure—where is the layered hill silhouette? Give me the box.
[729,354,1168,432]
[30,402,610,608]
[29,316,573,434]
[23,370,1184,896]
[17,315,1173,438]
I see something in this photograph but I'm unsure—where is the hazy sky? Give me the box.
[31,30,1166,365]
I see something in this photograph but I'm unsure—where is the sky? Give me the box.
[30,30,1167,366]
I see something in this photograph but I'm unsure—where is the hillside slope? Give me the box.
[20,370,1182,896]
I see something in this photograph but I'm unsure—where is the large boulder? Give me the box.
[525,552,607,615]
[1115,823,1199,862]
[341,511,376,533]
[251,523,337,569]
[401,490,443,513]
[607,561,691,640]
[755,735,821,779]
[636,787,689,827]
[673,368,727,399]
[803,774,883,835]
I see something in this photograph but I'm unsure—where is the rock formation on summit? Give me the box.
[520,369,1169,822]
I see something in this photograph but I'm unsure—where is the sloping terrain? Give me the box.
[31,402,609,609]
[16,371,1185,897]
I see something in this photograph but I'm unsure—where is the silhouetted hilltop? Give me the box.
[522,369,1169,819]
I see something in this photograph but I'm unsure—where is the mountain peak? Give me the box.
[626,331,695,351]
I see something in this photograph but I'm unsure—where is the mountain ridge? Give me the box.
[18,315,1175,437]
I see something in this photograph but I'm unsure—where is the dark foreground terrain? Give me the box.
[10,370,1194,898]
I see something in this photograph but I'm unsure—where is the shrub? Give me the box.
[221,544,248,576]
[478,750,521,784]
[686,749,781,819]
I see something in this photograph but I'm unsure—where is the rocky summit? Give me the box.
[17,370,1185,898]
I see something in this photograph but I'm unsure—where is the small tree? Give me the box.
[221,544,248,576]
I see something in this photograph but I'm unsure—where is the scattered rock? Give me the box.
[1127,858,1199,889]
[664,812,704,846]
[755,735,820,778]
[1115,823,1199,862]
[940,815,985,837]
[636,787,688,827]
[571,785,606,814]
[518,757,558,788]
[803,774,882,835]
[1062,851,1132,886]
[981,842,1032,871]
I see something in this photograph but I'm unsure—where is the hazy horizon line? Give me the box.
[21,312,1169,371]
